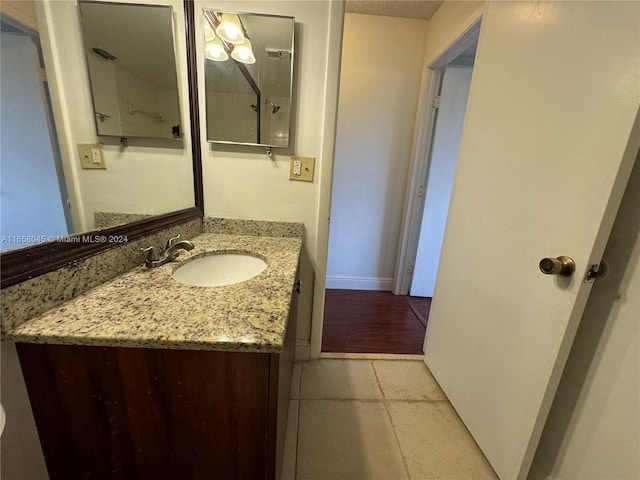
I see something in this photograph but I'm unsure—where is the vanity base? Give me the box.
[17,343,293,480]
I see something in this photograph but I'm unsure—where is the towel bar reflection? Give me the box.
[127,101,163,122]
[95,112,111,122]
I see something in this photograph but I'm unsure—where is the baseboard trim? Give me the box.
[325,275,393,291]
[295,340,310,361]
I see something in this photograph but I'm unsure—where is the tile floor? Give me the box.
[282,357,497,480]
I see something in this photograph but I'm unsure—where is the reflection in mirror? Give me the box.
[78,1,182,140]
[0,0,196,255]
[0,0,203,288]
[204,10,294,147]
[0,14,71,251]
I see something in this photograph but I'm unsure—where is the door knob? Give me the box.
[539,256,575,276]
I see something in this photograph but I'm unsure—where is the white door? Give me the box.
[411,65,473,297]
[424,3,640,480]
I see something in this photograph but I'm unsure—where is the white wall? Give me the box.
[0,32,68,250]
[36,0,194,231]
[199,0,340,261]
[411,65,473,297]
[326,13,427,291]
[529,153,640,480]
[197,0,344,346]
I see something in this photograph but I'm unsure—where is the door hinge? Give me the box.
[418,185,426,198]
[432,95,441,108]
[40,68,47,82]
[407,265,415,274]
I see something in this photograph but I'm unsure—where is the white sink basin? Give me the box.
[172,253,267,287]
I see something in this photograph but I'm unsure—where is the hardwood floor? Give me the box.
[408,296,432,328]
[322,290,431,355]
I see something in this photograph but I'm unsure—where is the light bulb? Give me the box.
[231,37,255,64]
[216,13,245,44]
[206,38,228,61]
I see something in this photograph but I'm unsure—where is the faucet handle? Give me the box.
[165,235,181,250]
[141,246,160,261]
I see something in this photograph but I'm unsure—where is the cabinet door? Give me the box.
[18,344,271,480]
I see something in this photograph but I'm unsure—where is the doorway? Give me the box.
[409,56,475,297]
[322,14,479,355]
[395,22,481,297]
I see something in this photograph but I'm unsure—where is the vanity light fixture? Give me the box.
[216,13,245,44]
[205,12,256,65]
[206,37,228,61]
[231,37,256,64]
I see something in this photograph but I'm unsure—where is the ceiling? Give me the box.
[345,0,444,20]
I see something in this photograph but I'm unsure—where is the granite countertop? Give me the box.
[5,233,302,353]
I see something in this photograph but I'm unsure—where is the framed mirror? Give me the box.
[78,1,182,140]
[0,0,203,288]
[204,10,294,147]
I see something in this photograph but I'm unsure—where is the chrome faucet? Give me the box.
[142,235,194,268]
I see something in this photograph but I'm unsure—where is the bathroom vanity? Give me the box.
[7,232,301,480]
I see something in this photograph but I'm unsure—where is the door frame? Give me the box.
[393,13,483,295]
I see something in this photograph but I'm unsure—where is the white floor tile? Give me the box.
[297,400,408,480]
[373,359,447,401]
[388,401,498,480]
[300,360,382,400]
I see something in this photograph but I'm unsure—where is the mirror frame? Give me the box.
[0,0,203,289]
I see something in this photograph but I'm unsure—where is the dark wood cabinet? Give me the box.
[16,300,296,480]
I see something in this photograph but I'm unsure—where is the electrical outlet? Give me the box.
[78,143,106,169]
[289,155,314,182]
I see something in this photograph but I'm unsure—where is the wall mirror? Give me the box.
[204,10,294,147]
[0,0,202,288]
[78,1,182,140]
